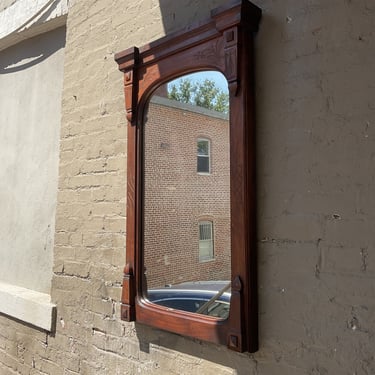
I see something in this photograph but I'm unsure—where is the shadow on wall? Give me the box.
[135,322,258,375]
[158,0,232,34]
[0,25,66,74]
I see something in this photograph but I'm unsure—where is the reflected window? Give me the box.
[197,138,210,173]
[199,221,214,262]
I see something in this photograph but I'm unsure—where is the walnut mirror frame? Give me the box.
[115,0,261,353]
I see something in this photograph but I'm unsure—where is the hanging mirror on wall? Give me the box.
[115,0,261,352]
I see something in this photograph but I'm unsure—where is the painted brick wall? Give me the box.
[1,0,375,374]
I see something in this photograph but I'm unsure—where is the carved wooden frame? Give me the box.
[115,0,261,353]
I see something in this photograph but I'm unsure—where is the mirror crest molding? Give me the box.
[115,0,261,353]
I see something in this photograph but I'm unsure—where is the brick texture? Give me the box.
[144,98,231,288]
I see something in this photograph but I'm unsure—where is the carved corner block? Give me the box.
[121,263,136,322]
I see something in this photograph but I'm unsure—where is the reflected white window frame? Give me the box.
[197,138,211,174]
[198,220,214,262]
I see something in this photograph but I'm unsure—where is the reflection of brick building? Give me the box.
[144,95,231,288]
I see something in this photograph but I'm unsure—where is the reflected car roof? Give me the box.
[147,280,231,302]
[161,280,230,291]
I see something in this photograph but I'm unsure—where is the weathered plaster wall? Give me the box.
[0,0,16,13]
[0,0,375,374]
[0,27,66,293]
[256,2,375,372]
[0,0,68,51]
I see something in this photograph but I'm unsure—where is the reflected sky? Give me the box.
[168,71,228,92]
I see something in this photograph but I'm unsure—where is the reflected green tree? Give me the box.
[168,78,229,114]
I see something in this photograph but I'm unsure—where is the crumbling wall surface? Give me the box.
[1,0,375,374]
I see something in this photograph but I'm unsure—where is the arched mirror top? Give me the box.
[115,0,261,124]
[139,69,229,125]
[115,0,261,353]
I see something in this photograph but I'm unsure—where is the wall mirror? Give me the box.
[143,72,231,319]
[115,0,261,352]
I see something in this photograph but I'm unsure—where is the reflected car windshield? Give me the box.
[147,281,231,319]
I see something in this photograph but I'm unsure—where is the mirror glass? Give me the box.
[143,71,231,320]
